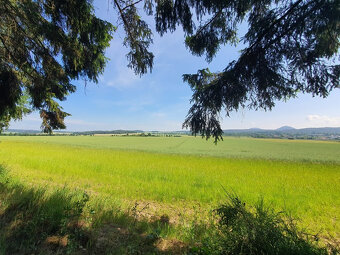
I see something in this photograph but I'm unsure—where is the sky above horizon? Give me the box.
[9,1,340,131]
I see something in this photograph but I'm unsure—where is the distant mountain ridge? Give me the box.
[222,127,340,140]
[223,126,340,132]
[276,126,295,131]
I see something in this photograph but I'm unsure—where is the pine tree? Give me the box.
[150,0,340,141]
[0,0,114,132]
[1,0,339,138]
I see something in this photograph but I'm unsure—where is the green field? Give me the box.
[2,135,340,162]
[0,136,339,239]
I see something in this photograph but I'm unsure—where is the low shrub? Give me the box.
[191,194,337,255]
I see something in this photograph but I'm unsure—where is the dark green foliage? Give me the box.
[113,0,154,75]
[0,67,31,130]
[0,0,114,132]
[1,0,339,136]
[104,0,340,142]
[133,0,340,142]
[174,0,340,141]
[191,195,335,255]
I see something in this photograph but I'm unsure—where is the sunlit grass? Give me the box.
[1,135,340,162]
[0,136,339,238]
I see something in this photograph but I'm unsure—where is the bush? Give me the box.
[192,194,336,255]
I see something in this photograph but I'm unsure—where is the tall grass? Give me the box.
[0,165,91,254]
[1,136,340,162]
[0,138,339,239]
[0,165,184,254]
[1,165,336,254]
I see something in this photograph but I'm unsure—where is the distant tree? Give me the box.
[1,0,339,140]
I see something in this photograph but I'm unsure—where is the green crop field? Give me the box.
[2,135,340,162]
[0,136,339,240]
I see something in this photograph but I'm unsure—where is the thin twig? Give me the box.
[113,0,135,43]
[121,0,143,11]
[193,10,223,38]
[245,0,303,53]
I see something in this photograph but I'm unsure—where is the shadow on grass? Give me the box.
[0,163,338,255]
[0,165,185,254]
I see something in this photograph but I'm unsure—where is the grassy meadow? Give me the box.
[1,135,340,162]
[0,135,339,252]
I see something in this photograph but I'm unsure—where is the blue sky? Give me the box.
[9,1,340,131]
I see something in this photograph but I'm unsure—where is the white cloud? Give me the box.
[9,112,41,130]
[23,115,41,122]
[106,67,139,88]
[151,112,166,118]
[139,120,183,131]
[65,119,99,126]
[93,98,154,112]
[306,114,340,126]
[101,33,142,89]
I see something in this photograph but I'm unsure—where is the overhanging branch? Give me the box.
[121,0,143,11]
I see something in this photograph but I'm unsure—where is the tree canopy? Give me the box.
[1,0,339,139]
[1,0,114,132]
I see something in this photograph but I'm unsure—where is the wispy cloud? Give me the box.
[9,112,41,130]
[64,118,112,131]
[151,112,166,118]
[101,31,142,89]
[65,119,99,126]
[24,115,41,122]
[306,114,340,126]
[93,97,154,112]
[106,67,139,88]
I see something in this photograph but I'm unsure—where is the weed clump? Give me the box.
[191,195,336,255]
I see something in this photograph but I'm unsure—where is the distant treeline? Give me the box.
[224,133,340,140]
[122,133,182,137]
[0,131,184,138]
[223,127,340,140]
[0,133,68,136]
[2,127,340,140]
[73,130,143,135]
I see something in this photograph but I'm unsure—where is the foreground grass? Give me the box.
[0,166,335,254]
[0,137,339,239]
[0,166,188,254]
